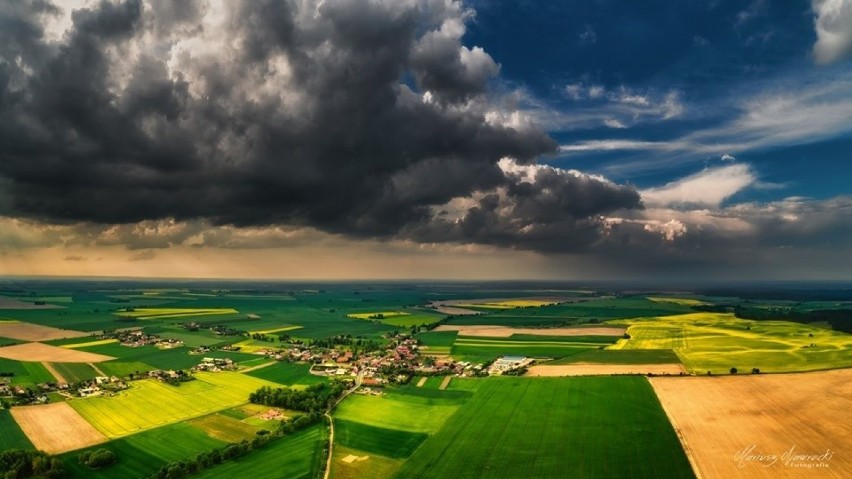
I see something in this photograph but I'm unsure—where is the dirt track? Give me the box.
[650,369,852,479]
[12,402,107,453]
[526,363,685,376]
[434,324,626,337]
[41,362,66,383]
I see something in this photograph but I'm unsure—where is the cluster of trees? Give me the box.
[249,382,347,414]
[377,364,414,384]
[248,333,276,342]
[150,437,268,479]
[0,450,65,479]
[78,449,117,469]
[502,366,528,376]
[308,334,381,351]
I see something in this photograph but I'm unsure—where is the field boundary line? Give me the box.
[42,362,66,383]
[89,362,107,377]
[240,361,277,374]
[649,380,705,479]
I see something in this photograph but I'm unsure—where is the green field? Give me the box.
[609,312,852,373]
[335,389,464,434]
[243,361,327,387]
[96,361,156,378]
[114,308,240,320]
[0,358,55,387]
[78,343,258,371]
[548,349,683,365]
[451,336,603,361]
[60,422,225,479]
[189,413,260,442]
[49,362,98,383]
[445,297,694,326]
[415,330,457,354]
[335,419,427,459]
[0,409,34,450]
[192,425,327,479]
[333,445,404,479]
[396,376,695,479]
[348,310,445,328]
[69,372,277,437]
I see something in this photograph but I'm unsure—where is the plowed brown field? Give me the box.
[650,369,852,479]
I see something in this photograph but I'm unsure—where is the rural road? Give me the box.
[323,372,363,479]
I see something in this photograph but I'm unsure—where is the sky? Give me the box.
[1,0,851,280]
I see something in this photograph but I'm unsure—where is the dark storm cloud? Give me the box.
[0,0,646,253]
[402,162,642,252]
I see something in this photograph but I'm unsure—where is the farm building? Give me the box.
[488,356,531,375]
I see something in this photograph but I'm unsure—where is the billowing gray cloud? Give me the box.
[0,0,657,254]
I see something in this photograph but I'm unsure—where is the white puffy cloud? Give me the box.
[813,0,852,64]
[640,164,756,208]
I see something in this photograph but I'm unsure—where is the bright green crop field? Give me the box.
[335,390,462,434]
[335,419,428,459]
[395,376,695,479]
[547,348,682,365]
[444,297,694,327]
[451,336,601,361]
[243,361,326,386]
[609,312,852,373]
[192,424,327,479]
[49,362,98,383]
[0,358,55,387]
[60,422,226,479]
[69,372,277,437]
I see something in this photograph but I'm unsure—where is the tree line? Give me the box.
[0,449,65,479]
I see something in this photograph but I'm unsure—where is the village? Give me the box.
[0,326,532,406]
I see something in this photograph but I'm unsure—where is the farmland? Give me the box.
[0,342,114,363]
[396,377,695,479]
[610,312,852,373]
[450,335,613,361]
[0,321,88,342]
[47,362,98,383]
[335,392,461,434]
[0,409,33,450]
[113,308,240,320]
[2,280,852,479]
[243,361,326,386]
[69,372,277,437]
[0,358,56,387]
[650,369,852,478]
[189,413,260,442]
[60,422,226,479]
[12,402,107,453]
[335,419,428,459]
[192,425,327,479]
[348,310,445,327]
